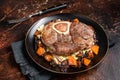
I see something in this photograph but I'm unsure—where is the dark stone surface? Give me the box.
[0,0,120,80]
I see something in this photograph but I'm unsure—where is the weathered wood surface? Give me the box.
[0,0,120,80]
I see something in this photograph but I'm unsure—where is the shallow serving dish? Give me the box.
[25,13,109,74]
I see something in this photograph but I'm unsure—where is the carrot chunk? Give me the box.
[73,18,79,23]
[83,58,91,66]
[68,56,77,66]
[44,54,53,62]
[36,47,45,56]
[91,45,99,55]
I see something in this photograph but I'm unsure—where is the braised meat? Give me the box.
[70,22,95,48]
[41,20,95,56]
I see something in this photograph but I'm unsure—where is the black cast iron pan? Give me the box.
[25,13,109,74]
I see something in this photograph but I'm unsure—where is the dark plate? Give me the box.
[25,13,109,74]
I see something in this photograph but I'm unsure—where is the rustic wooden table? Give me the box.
[0,0,120,80]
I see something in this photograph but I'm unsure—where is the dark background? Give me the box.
[0,0,120,80]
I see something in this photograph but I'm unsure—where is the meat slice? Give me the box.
[70,22,94,40]
[41,20,95,56]
[70,22,95,49]
[53,42,74,56]
[41,23,58,46]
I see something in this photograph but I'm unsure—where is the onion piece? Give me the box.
[37,24,44,31]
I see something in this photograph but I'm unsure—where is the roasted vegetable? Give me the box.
[91,45,99,55]
[73,18,79,23]
[77,52,83,57]
[68,56,77,66]
[83,58,91,66]
[36,47,45,56]
[88,51,94,58]
[45,54,53,62]
[34,30,40,36]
